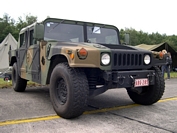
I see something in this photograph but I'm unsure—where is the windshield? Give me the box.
[44,21,119,44]
[44,22,84,42]
[87,26,118,44]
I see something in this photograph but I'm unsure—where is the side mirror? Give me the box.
[33,23,44,41]
[9,66,13,71]
[124,33,130,45]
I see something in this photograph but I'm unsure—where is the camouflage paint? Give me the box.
[40,41,50,85]
[9,17,166,86]
[47,42,112,70]
[18,42,27,80]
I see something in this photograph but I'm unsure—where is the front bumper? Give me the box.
[103,70,155,88]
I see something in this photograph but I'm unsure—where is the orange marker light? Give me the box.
[79,48,88,56]
[70,53,74,59]
[159,51,164,59]
[77,48,88,59]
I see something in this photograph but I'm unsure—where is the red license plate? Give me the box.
[134,78,149,87]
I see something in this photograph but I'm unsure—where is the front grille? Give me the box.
[111,51,151,70]
[114,53,142,66]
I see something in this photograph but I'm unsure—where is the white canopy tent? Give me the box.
[0,33,17,72]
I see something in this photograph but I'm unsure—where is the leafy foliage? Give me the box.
[120,28,177,51]
[0,13,37,42]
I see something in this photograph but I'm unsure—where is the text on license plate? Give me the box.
[134,78,149,87]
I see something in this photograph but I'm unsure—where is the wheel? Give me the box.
[50,63,89,119]
[12,63,27,92]
[127,66,165,105]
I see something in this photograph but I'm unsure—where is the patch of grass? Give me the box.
[164,71,177,79]
[27,81,41,87]
[0,78,41,88]
[0,78,12,88]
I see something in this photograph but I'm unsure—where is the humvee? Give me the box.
[9,18,166,119]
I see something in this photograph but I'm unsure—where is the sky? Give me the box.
[0,0,177,35]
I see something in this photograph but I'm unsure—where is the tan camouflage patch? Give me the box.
[20,57,27,79]
[40,41,49,85]
[40,41,47,72]
[60,44,111,70]
[27,48,34,71]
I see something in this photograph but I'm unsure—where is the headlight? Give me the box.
[144,55,151,65]
[101,53,110,65]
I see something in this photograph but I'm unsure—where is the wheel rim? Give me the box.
[56,78,67,105]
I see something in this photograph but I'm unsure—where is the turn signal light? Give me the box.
[79,48,87,56]
[77,48,88,59]
[159,51,164,59]
[70,53,74,60]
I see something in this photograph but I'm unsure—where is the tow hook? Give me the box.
[130,75,135,88]
[117,75,125,85]
[147,73,155,83]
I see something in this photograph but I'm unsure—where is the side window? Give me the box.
[25,31,28,46]
[29,29,35,45]
[20,31,28,47]
[20,33,25,47]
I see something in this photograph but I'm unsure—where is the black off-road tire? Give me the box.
[12,63,27,92]
[127,66,165,105]
[50,63,89,119]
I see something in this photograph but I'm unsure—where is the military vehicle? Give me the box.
[9,18,166,119]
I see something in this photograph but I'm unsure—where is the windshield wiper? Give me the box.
[48,19,65,33]
[92,24,105,34]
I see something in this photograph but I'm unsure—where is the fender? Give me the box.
[47,44,71,64]
[46,42,112,70]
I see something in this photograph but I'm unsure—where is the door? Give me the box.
[26,29,41,83]
[18,31,28,78]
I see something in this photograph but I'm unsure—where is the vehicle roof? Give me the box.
[20,22,37,34]
[19,18,119,34]
[43,18,119,30]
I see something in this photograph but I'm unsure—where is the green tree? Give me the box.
[0,14,16,42]
[120,27,177,49]
[16,14,37,32]
[0,13,37,42]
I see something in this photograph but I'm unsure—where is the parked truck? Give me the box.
[9,18,166,119]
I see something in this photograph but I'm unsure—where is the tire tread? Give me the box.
[50,62,89,118]
[12,63,27,92]
[127,66,165,105]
